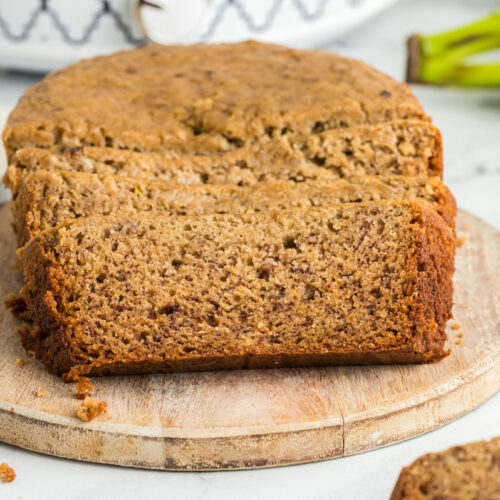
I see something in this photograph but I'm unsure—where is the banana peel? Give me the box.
[407,9,500,87]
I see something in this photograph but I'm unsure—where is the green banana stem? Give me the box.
[407,9,500,86]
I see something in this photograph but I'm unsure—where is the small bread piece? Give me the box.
[0,463,15,483]
[3,119,442,196]
[3,41,428,159]
[391,436,500,499]
[76,396,107,422]
[19,201,454,380]
[13,170,456,246]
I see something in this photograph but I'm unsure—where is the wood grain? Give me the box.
[0,202,498,470]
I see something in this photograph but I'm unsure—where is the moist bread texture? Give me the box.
[4,119,441,196]
[391,436,500,499]
[14,170,456,246]
[3,41,429,159]
[19,201,455,380]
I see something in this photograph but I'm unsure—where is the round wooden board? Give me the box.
[0,202,499,471]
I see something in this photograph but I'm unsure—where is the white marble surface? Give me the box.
[0,0,499,498]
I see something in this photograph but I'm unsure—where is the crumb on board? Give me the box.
[0,463,15,483]
[4,294,28,320]
[9,408,14,414]
[76,396,107,422]
[36,388,48,398]
[459,332,464,338]
[97,388,103,392]
[75,392,91,400]
[13,358,25,366]
[452,323,461,330]
[456,236,467,248]
[456,339,462,345]
[76,377,94,393]
[75,377,94,400]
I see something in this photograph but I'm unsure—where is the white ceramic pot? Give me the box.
[0,0,399,72]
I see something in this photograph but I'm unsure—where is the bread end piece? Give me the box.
[390,436,500,499]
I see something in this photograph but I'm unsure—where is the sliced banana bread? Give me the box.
[3,41,429,159]
[391,436,500,499]
[4,119,441,196]
[14,170,456,246]
[19,201,455,380]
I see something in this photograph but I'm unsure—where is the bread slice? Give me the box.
[19,201,455,380]
[3,41,428,159]
[391,436,500,499]
[4,119,442,196]
[14,170,456,247]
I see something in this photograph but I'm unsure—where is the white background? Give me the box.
[0,0,499,498]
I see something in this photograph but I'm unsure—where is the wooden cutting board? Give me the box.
[0,203,499,470]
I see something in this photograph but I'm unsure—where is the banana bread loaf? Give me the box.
[4,118,441,196]
[3,41,429,160]
[391,436,500,499]
[14,170,456,246]
[19,201,455,380]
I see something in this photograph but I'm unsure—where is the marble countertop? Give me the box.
[0,0,499,498]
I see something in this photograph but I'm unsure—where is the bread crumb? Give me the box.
[459,332,464,338]
[76,396,107,422]
[452,323,461,330]
[97,388,103,392]
[0,463,15,483]
[4,294,29,321]
[456,236,466,248]
[456,339,462,345]
[75,377,94,400]
[75,392,91,400]
[36,388,48,398]
[9,408,14,414]
[13,358,25,366]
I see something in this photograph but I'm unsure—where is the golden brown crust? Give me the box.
[19,202,454,379]
[405,203,455,359]
[3,41,429,159]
